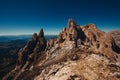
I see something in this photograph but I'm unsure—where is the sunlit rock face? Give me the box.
[3,19,120,80]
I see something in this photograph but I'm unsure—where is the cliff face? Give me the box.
[16,29,46,68]
[3,19,120,80]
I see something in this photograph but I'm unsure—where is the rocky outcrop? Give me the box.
[109,30,120,53]
[35,50,120,80]
[16,33,38,67]
[34,29,46,53]
[56,19,86,48]
[46,38,57,50]
[2,29,47,80]
[16,29,46,68]
[3,19,120,80]
[53,19,120,57]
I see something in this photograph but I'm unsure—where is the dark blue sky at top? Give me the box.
[0,0,120,35]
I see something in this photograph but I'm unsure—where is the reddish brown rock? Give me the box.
[16,33,38,67]
[109,30,120,53]
[16,29,46,68]
[46,38,56,50]
[34,29,46,53]
[32,33,38,41]
[3,19,120,80]
[56,19,86,48]
[68,19,77,28]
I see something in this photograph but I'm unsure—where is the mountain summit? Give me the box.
[3,19,120,80]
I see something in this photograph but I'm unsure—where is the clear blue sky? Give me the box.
[0,0,120,35]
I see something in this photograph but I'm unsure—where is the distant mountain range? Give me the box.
[0,35,57,42]
[0,35,32,42]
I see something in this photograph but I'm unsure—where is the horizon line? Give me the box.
[0,34,58,36]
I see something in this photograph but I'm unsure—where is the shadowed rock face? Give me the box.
[16,29,46,68]
[38,28,44,38]
[3,19,120,80]
[109,30,120,53]
[16,33,38,67]
[34,29,46,53]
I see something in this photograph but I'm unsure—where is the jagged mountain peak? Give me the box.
[39,28,44,38]
[68,18,78,28]
[3,19,120,80]
[15,28,46,69]
[32,33,38,41]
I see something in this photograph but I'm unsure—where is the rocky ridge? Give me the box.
[3,19,120,80]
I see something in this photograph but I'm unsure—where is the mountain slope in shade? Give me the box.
[3,19,120,80]
[108,30,120,49]
[0,35,57,80]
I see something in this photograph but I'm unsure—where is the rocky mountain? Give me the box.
[3,19,120,80]
[108,30,120,49]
